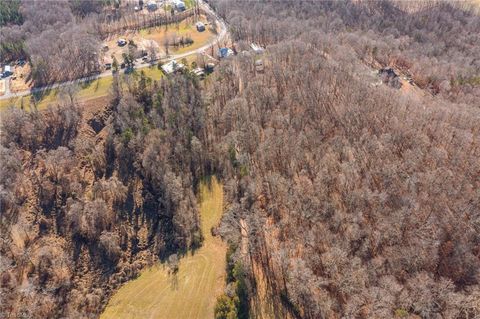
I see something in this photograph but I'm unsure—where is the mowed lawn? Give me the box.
[140,16,216,55]
[101,177,227,319]
[0,67,163,111]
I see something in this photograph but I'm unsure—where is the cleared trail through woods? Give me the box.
[101,177,226,319]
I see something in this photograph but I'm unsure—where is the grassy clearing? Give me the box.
[138,65,164,81]
[101,176,226,319]
[140,16,215,55]
[0,67,164,112]
[0,88,59,111]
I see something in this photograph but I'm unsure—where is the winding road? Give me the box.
[0,0,228,101]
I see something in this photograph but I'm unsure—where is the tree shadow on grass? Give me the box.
[79,78,100,92]
[30,87,56,107]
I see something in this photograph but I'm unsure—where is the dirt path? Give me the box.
[101,177,226,319]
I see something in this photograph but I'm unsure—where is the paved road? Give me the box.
[0,0,227,101]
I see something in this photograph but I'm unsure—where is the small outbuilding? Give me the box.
[196,22,205,32]
[174,0,186,11]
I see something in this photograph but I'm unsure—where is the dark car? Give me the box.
[1,71,12,78]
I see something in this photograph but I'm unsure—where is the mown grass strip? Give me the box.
[101,176,226,319]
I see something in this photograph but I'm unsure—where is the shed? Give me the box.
[196,22,205,32]
[175,0,186,11]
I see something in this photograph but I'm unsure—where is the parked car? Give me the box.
[2,65,12,77]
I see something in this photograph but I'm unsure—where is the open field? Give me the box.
[0,66,163,111]
[140,15,215,54]
[104,15,213,63]
[101,176,226,319]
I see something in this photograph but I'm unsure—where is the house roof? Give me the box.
[174,0,185,7]
[219,48,233,58]
[193,67,205,76]
[161,60,184,74]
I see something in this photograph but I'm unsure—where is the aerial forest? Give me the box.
[1,0,479,319]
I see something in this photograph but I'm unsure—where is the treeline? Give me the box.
[204,0,480,318]
[98,8,196,36]
[0,0,22,26]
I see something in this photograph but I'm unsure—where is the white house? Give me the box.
[161,60,184,74]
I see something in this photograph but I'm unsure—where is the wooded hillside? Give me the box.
[206,0,480,318]
[1,1,479,319]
